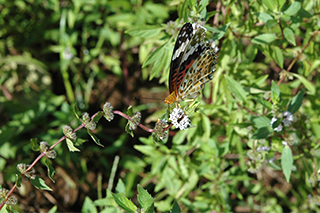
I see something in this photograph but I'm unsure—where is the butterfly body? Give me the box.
[165,22,218,104]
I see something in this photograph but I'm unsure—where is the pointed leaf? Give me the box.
[288,91,304,114]
[252,33,277,44]
[281,146,293,182]
[112,193,138,213]
[45,158,55,183]
[291,73,315,94]
[87,129,104,147]
[283,27,296,46]
[273,46,284,68]
[92,111,104,123]
[251,127,271,139]
[126,26,162,38]
[137,185,154,211]
[225,76,247,102]
[283,2,301,16]
[170,200,181,213]
[271,81,281,104]
[66,138,80,152]
[30,176,52,191]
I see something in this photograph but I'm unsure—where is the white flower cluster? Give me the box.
[270,111,293,132]
[169,108,191,130]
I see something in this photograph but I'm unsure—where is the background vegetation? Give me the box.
[0,0,320,212]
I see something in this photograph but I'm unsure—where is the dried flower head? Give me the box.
[62,125,77,141]
[154,119,168,141]
[129,111,141,130]
[103,102,114,122]
[0,188,17,205]
[82,113,97,130]
[17,164,35,179]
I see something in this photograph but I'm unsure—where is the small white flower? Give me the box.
[270,117,277,126]
[169,108,191,130]
[271,117,282,132]
[63,47,74,60]
[257,146,271,152]
[283,111,293,126]
[274,124,283,132]
[282,141,288,146]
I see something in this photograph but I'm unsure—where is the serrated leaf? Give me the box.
[137,185,154,211]
[225,76,247,102]
[30,138,40,151]
[45,158,55,183]
[283,27,296,46]
[92,111,104,123]
[87,129,104,147]
[170,200,181,213]
[291,73,315,94]
[112,193,138,213]
[66,138,80,152]
[252,33,277,44]
[288,91,304,114]
[126,26,162,38]
[273,46,284,68]
[30,176,52,191]
[283,2,301,16]
[74,138,87,146]
[281,146,293,182]
[251,127,271,139]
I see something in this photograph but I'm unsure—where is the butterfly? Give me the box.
[164,22,218,104]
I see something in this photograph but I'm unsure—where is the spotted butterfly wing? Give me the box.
[165,22,217,104]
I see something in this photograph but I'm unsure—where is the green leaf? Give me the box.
[66,138,80,152]
[281,146,293,182]
[30,138,40,151]
[288,91,304,114]
[283,27,296,46]
[291,73,315,95]
[137,185,154,211]
[73,103,81,120]
[82,196,98,213]
[45,158,55,183]
[126,25,162,38]
[125,122,134,137]
[170,200,181,213]
[251,127,271,139]
[262,0,276,10]
[115,179,126,194]
[112,193,138,213]
[283,2,301,16]
[30,176,52,191]
[48,205,58,213]
[273,46,284,68]
[92,111,104,123]
[256,12,273,23]
[87,129,104,147]
[271,81,281,104]
[252,33,277,44]
[225,76,247,102]
[256,99,273,110]
[143,42,168,68]
[251,116,271,129]
[16,175,23,188]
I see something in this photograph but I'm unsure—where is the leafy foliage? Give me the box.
[0,0,320,212]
